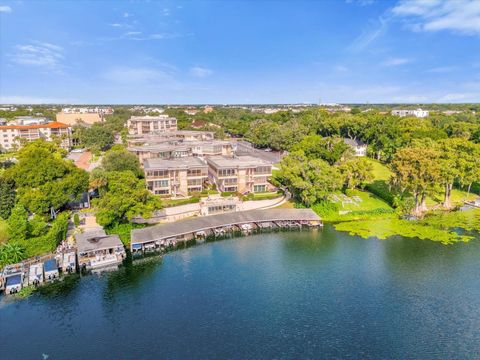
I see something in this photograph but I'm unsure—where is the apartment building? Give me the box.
[127,130,214,147]
[144,157,208,196]
[391,109,429,118]
[207,155,272,194]
[0,121,72,150]
[126,115,178,135]
[129,140,234,164]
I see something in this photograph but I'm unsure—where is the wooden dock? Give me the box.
[130,208,322,252]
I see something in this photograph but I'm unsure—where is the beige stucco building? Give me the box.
[129,140,234,164]
[207,155,272,194]
[56,112,103,126]
[144,157,208,196]
[126,115,178,135]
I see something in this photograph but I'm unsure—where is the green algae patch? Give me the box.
[334,209,480,244]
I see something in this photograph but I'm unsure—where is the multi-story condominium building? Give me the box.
[56,112,103,126]
[126,115,178,135]
[129,140,235,164]
[0,121,72,150]
[207,155,272,194]
[144,157,208,196]
[127,130,214,147]
[391,109,429,118]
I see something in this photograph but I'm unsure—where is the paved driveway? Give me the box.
[235,141,283,164]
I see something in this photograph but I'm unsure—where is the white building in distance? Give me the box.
[391,109,429,118]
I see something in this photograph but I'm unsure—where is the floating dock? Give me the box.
[131,208,322,252]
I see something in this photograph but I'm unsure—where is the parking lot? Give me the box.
[235,141,283,164]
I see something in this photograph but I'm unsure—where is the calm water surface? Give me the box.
[1,225,479,360]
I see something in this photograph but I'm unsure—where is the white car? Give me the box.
[264,148,272,152]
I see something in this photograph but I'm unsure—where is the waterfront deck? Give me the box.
[130,209,321,251]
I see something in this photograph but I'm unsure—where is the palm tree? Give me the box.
[0,242,26,265]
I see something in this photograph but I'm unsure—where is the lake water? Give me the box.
[1,225,479,359]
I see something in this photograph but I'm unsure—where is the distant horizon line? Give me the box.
[1,102,479,106]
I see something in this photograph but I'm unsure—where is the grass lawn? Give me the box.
[162,197,201,207]
[0,219,9,244]
[275,200,295,209]
[313,189,395,222]
[427,189,478,208]
[365,158,392,181]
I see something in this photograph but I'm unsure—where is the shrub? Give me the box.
[73,213,80,227]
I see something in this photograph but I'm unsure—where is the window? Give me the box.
[223,178,237,185]
[219,168,236,176]
[154,180,169,188]
[147,170,169,178]
[253,185,267,193]
[154,189,169,195]
[255,166,271,175]
[187,168,205,177]
[224,186,237,192]
[187,178,203,186]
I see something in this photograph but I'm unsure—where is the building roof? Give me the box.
[129,115,176,121]
[343,138,366,147]
[75,229,123,253]
[207,155,270,168]
[144,156,207,170]
[131,208,320,244]
[129,140,232,153]
[0,121,70,130]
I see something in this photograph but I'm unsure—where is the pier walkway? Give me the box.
[130,208,321,251]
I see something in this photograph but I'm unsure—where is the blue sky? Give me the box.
[0,0,479,104]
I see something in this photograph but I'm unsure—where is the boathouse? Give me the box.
[75,229,126,270]
[130,208,321,252]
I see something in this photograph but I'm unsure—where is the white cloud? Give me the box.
[123,12,130,18]
[348,15,390,52]
[382,57,412,66]
[436,92,480,102]
[392,0,480,35]
[9,42,64,70]
[190,66,213,78]
[0,5,12,12]
[102,66,173,83]
[427,66,457,73]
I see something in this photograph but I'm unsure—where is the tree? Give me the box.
[5,140,89,214]
[101,147,143,177]
[391,144,442,215]
[292,135,350,165]
[94,171,161,227]
[278,151,344,206]
[7,204,29,242]
[0,242,26,266]
[73,123,115,151]
[73,213,80,227]
[0,176,16,220]
[339,158,374,189]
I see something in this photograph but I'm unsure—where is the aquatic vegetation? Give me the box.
[334,209,480,244]
[14,285,35,299]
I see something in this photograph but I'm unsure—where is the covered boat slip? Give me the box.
[28,263,44,285]
[75,229,126,270]
[131,209,322,251]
